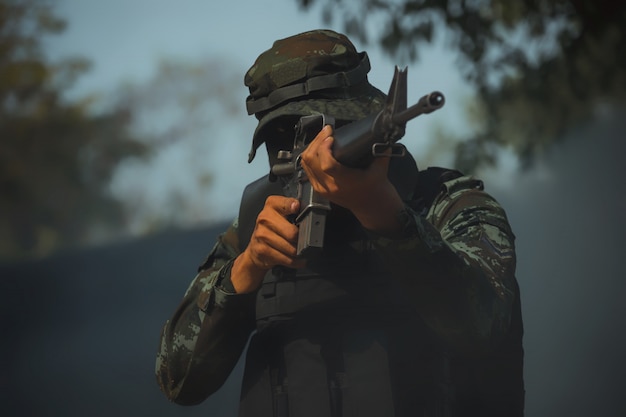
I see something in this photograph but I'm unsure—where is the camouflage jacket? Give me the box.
[155,173,518,406]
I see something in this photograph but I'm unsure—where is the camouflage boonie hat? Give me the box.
[245,29,386,162]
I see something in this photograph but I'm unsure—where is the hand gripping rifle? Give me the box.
[270,67,445,258]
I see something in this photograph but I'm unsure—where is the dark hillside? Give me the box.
[1,222,243,417]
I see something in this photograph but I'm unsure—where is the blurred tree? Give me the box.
[0,0,148,260]
[107,57,244,234]
[296,0,626,171]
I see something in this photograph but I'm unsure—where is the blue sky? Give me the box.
[46,0,478,232]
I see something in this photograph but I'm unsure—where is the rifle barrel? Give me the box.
[393,91,445,125]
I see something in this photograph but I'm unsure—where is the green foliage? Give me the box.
[297,0,626,172]
[0,0,148,259]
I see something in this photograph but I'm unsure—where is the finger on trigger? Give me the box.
[289,198,299,214]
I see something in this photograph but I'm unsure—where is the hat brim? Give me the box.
[248,84,386,162]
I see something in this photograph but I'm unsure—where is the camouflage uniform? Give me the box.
[155,30,523,416]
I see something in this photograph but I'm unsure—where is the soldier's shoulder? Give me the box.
[427,172,508,224]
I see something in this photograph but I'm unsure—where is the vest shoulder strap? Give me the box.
[412,166,464,212]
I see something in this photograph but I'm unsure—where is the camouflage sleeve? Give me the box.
[370,175,517,354]
[155,218,256,405]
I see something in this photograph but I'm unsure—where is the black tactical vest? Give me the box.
[235,156,524,417]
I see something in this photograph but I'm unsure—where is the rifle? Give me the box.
[271,67,445,257]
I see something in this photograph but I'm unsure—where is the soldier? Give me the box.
[156,29,524,417]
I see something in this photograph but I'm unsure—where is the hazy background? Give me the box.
[44,0,474,232]
[2,1,625,416]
